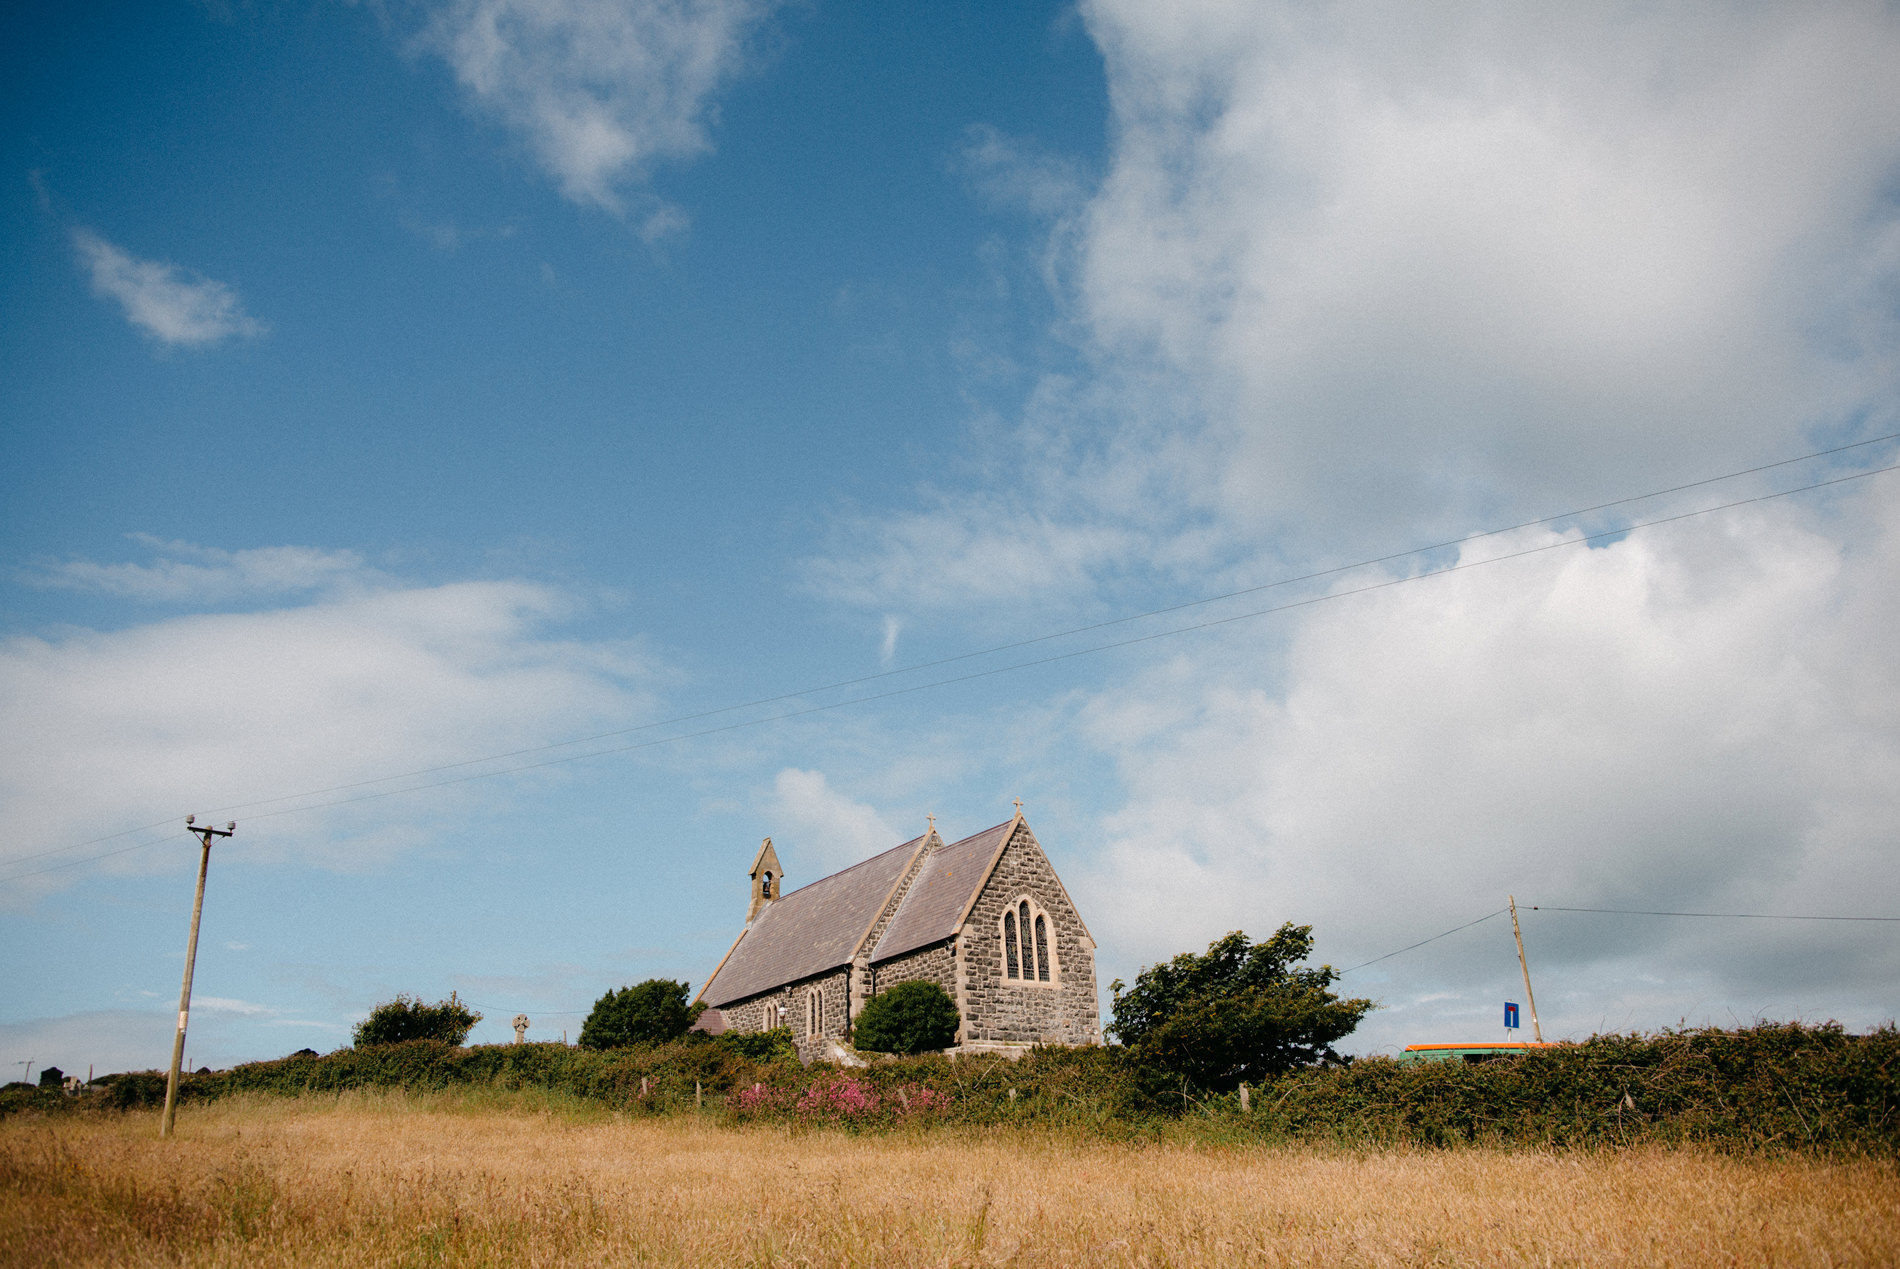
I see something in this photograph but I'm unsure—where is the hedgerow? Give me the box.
[17,1022,1895,1154]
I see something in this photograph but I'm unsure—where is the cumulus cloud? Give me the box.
[72,229,265,347]
[824,2,1900,609]
[24,535,369,603]
[419,0,778,214]
[799,5,1900,1043]
[1075,482,1900,1048]
[764,768,904,876]
[0,559,653,892]
[1073,0,1900,540]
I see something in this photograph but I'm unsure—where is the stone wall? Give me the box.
[956,823,1099,1046]
[868,938,957,1002]
[717,966,852,1063]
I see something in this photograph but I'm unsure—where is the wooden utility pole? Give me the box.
[161,816,232,1138]
[1507,894,1542,1042]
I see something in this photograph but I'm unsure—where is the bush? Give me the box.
[579,979,701,1049]
[1110,925,1373,1091]
[353,992,481,1047]
[710,1027,798,1063]
[853,980,960,1054]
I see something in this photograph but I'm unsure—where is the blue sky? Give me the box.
[5,0,1899,1077]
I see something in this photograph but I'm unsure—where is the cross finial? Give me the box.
[926,813,935,830]
[1013,796,1023,814]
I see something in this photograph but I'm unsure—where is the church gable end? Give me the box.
[955,819,1099,1048]
[698,808,1099,1059]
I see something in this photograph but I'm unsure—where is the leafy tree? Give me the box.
[352,992,481,1047]
[853,980,960,1054]
[1109,924,1373,1091]
[579,979,703,1049]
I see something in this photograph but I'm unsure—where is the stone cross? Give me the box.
[512,1014,530,1044]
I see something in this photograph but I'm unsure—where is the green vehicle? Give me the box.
[1397,1042,1557,1064]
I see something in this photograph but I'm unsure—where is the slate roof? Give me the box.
[871,820,1014,962]
[700,835,924,1007]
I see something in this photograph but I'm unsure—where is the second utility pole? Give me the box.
[161,816,233,1139]
[1507,893,1543,1042]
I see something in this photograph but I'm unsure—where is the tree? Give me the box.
[1108,924,1373,1090]
[352,992,481,1047]
[852,980,960,1054]
[579,979,702,1049]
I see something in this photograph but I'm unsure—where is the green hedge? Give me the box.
[18,1022,1895,1154]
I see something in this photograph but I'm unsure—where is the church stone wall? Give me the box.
[718,966,852,1063]
[868,938,957,1002]
[957,825,1099,1046]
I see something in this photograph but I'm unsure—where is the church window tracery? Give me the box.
[1000,897,1058,986]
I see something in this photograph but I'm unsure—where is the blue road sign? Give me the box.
[1504,1002,1521,1029]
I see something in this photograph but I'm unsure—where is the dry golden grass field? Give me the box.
[3,1090,1897,1267]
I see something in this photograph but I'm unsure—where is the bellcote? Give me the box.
[746,837,783,924]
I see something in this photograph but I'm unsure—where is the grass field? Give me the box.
[4,1090,1897,1267]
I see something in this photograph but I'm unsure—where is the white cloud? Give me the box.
[764,768,904,876]
[420,0,778,213]
[801,4,1900,1044]
[958,124,1088,220]
[822,3,1900,611]
[1072,0,1900,541]
[72,229,265,347]
[25,535,369,603]
[192,996,275,1016]
[0,557,654,891]
[1075,482,1900,1047]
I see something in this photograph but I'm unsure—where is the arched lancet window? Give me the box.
[1000,897,1058,986]
[763,1002,780,1030]
[806,987,823,1038]
[761,870,773,898]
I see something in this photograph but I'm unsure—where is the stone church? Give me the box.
[693,807,1100,1062]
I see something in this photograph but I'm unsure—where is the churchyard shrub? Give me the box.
[352,992,481,1047]
[579,979,701,1048]
[851,980,960,1055]
[714,1026,797,1063]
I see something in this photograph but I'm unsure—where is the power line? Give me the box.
[6,455,1896,884]
[1530,906,1900,921]
[1336,910,1508,975]
[12,432,1890,870]
[1335,899,1900,981]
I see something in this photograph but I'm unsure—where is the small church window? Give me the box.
[764,1002,780,1030]
[1003,911,1020,978]
[1034,914,1050,982]
[806,987,822,1038]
